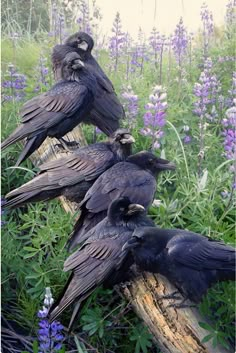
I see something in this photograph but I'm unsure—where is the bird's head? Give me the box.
[122,227,164,270]
[108,197,145,225]
[126,151,176,176]
[111,128,135,145]
[64,31,94,52]
[122,227,157,251]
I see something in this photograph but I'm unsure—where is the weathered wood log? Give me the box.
[30,128,231,353]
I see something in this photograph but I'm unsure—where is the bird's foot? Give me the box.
[120,281,132,289]
[58,138,80,152]
[166,298,196,309]
[54,143,70,154]
[156,290,182,301]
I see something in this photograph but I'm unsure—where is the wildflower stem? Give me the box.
[166,120,190,180]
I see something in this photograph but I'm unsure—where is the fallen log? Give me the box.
[30,128,232,353]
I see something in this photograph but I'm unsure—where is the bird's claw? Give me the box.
[166,298,196,309]
[54,143,70,154]
[156,290,182,301]
[58,138,80,152]
[120,281,132,288]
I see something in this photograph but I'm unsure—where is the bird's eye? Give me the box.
[120,207,125,211]
[148,158,154,163]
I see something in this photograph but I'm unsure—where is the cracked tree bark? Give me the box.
[30,129,232,353]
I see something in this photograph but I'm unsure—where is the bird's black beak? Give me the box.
[120,134,135,144]
[127,203,145,215]
[122,237,140,251]
[156,160,176,171]
[77,40,89,51]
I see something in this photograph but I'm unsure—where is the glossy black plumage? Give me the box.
[48,197,154,328]
[123,226,236,303]
[68,151,175,250]
[1,56,97,166]
[4,129,134,208]
[52,31,125,135]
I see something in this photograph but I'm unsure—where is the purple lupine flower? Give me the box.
[228,72,236,106]
[49,2,67,43]
[183,135,192,144]
[200,3,214,58]
[225,0,236,27]
[140,85,167,150]
[76,0,93,35]
[149,28,166,82]
[222,103,236,158]
[121,86,139,129]
[91,2,103,59]
[2,63,27,102]
[109,12,126,71]
[34,56,49,91]
[172,17,188,68]
[218,56,236,63]
[37,288,64,352]
[129,27,149,75]
[182,125,192,144]
[193,57,220,174]
[193,58,221,120]
[221,103,236,194]
[130,44,149,75]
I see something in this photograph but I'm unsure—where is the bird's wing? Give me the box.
[20,81,89,129]
[49,230,129,322]
[88,72,125,135]
[38,144,115,186]
[82,163,156,213]
[167,232,236,271]
[64,228,130,274]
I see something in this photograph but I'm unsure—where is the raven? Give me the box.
[1,53,98,166]
[48,197,154,329]
[52,32,125,135]
[123,226,236,305]
[4,129,134,208]
[68,151,175,250]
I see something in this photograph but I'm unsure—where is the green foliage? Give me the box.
[129,324,153,353]
[1,8,235,353]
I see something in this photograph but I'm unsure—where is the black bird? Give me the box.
[68,151,175,250]
[48,197,154,329]
[4,129,134,208]
[1,53,98,166]
[123,226,236,305]
[52,32,125,135]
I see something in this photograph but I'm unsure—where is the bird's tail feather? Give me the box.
[15,133,47,166]
[1,125,26,150]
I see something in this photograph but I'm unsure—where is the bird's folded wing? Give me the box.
[64,231,129,273]
[20,82,88,128]
[38,148,115,187]
[168,233,235,270]
[83,163,156,213]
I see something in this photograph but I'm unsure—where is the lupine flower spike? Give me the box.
[140,85,167,150]
[37,287,64,352]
